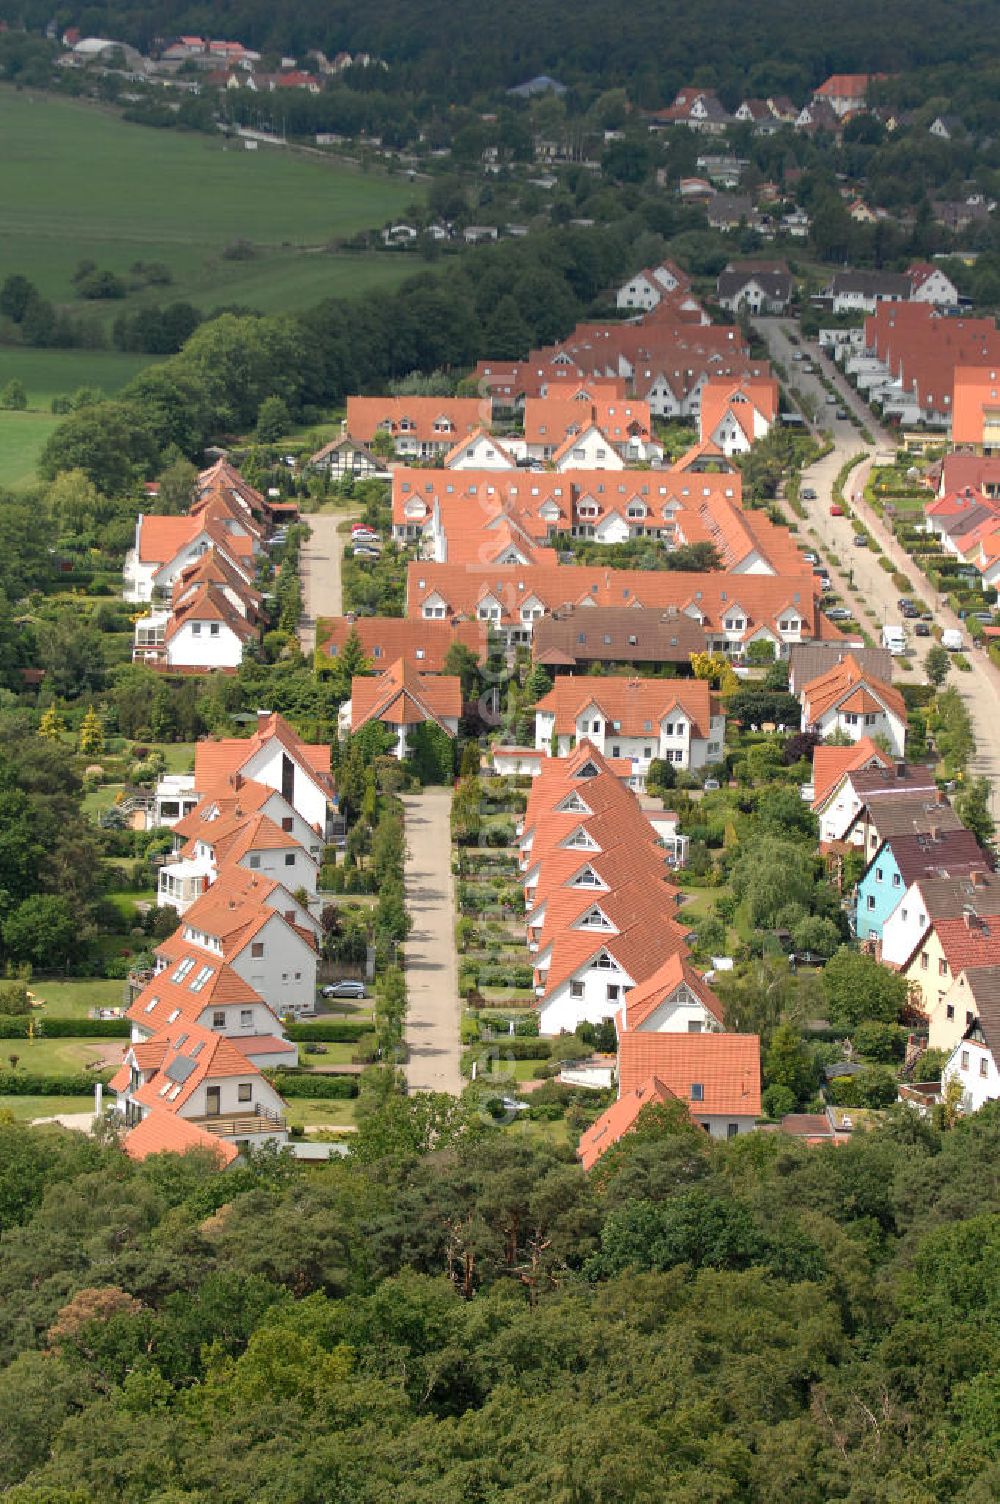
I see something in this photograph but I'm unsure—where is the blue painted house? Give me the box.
[855,827,990,943]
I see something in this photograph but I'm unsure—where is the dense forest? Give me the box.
[0,1102,998,1501]
[6,0,1000,106]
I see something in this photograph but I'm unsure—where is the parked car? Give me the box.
[801,487,817,500]
[901,606,919,619]
[352,545,381,558]
[825,393,838,404]
[971,610,995,624]
[853,534,868,547]
[835,408,848,419]
[321,980,367,999]
[703,778,721,792]
[830,503,844,516]
[825,606,853,621]
[914,622,931,636]
[802,550,819,564]
[792,351,805,361]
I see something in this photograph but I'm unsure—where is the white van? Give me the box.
[942,628,963,651]
[881,624,906,655]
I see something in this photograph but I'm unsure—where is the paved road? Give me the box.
[298,511,352,655]
[400,789,464,1096]
[755,318,1000,816]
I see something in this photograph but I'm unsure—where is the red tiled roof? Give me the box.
[123,1111,239,1165]
[345,396,491,445]
[193,713,333,797]
[350,657,461,732]
[619,951,724,1029]
[931,914,1000,973]
[801,653,906,723]
[617,1031,761,1116]
[811,737,892,809]
[577,1075,677,1171]
[535,675,716,740]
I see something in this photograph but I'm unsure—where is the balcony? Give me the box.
[192,1105,286,1137]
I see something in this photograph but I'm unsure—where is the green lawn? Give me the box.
[0,1095,95,1123]
[2,1036,120,1073]
[28,977,125,1017]
[286,1098,358,1130]
[0,88,418,328]
[0,410,61,488]
[296,1043,358,1067]
[83,782,125,818]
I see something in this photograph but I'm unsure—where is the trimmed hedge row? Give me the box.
[0,1016,130,1039]
[0,1071,111,1095]
[269,1072,359,1099]
[285,1020,370,1042]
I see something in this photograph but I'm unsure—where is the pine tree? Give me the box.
[78,706,105,757]
[332,628,372,697]
[38,704,65,740]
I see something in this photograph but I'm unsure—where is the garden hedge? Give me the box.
[285,1020,371,1042]
[0,1017,130,1039]
[0,1071,112,1094]
[269,1072,358,1099]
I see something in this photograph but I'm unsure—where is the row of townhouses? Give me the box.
[127,460,291,670]
[110,711,339,1163]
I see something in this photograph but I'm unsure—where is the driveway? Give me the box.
[755,318,1000,816]
[298,511,353,654]
[400,789,463,1096]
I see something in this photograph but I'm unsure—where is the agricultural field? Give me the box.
[0,88,421,484]
[0,88,419,325]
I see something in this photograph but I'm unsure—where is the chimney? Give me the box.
[234,772,243,791]
[964,908,980,931]
[257,709,271,733]
[895,761,907,778]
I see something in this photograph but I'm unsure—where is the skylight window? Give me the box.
[171,958,195,983]
[189,965,215,994]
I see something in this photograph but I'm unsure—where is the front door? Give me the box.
[206,1086,221,1116]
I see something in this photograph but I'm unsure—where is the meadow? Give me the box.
[0,88,419,317]
[0,87,420,483]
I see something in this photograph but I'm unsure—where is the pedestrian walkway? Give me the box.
[400,789,464,1095]
[298,510,354,655]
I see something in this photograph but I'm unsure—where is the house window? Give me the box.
[240,1009,253,1028]
[570,980,584,999]
[612,745,620,758]
[281,817,293,833]
[727,1123,739,1139]
[690,1083,704,1102]
[939,959,949,977]
[892,874,901,887]
[946,1005,954,1020]
[607,984,620,1002]
[249,854,261,869]
[192,622,202,636]
[212,1010,226,1029]
[209,623,220,637]
[875,869,883,883]
[284,853,295,866]
[967,1011,974,1027]
[251,942,265,958]
[866,896,876,911]
[688,1020,703,1034]
[961,1050,970,1070]
[238,1082,253,1103]
[921,954,929,970]
[980,1057,989,1078]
